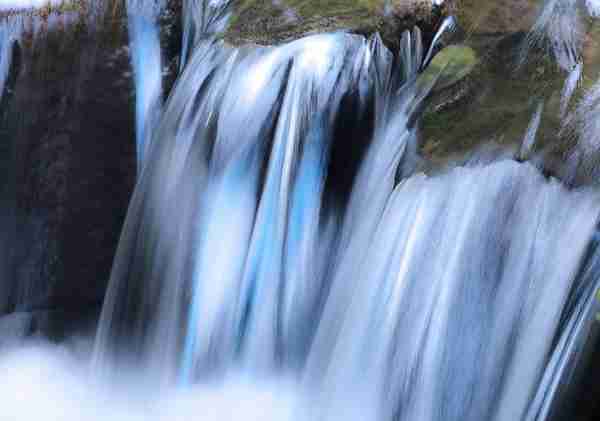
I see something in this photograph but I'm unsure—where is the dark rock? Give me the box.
[0,8,136,318]
[0,307,99,348]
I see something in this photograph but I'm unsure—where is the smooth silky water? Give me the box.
[2,1,600,420]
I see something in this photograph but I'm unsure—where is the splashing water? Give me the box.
[586,0,600,17]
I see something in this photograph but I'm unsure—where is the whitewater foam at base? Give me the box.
[4,156,598,421]
[0,343,300,421]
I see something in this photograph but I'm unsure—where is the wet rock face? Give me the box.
[0,11,137,318]
[0,0,185,326]
[223,0,454,49]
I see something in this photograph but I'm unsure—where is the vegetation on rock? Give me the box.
[420,44,478,90]
[223,0,453,49]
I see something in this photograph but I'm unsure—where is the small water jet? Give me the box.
[127,0,164,171]
[0,16,21,98]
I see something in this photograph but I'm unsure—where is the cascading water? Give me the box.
[92,28,396,380]
[521,0,583,71]
[3,0,600,420]
[127,0,164,171]
[0,16,20,99]
[180,0,233,70]
[560,61,582,119]
[89,3,600,421]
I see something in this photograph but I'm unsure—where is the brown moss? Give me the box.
[223,0,452,49]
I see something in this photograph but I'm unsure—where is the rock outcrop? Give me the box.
[223,0,454,50]
[0,6,137,326]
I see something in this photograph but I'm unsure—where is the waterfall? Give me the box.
[127,0,235,171]
[559,76,600,183]
[0,16,21,99]
[180,0,233,71]
[92,19,444,376]
[0,0,600,420]
[521,0,583,71]
[91,4,600,419]
[93,30,387,381]
[586,0,600,17]
[526,239,600,420]
[560,61,582,119]
[305,160,599,421]
[519,101,544,160]
[127,0,164,172]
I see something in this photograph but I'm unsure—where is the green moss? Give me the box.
[420,45,478,90]
[223,0,442,48]
[224,0,380,45]
[421,33,566,162]
[0,0,83,18]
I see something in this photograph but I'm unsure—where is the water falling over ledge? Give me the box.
[2,1,600,420]
[86,18,600,421]
[0,16,21,98]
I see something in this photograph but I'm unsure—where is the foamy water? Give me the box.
[0,341,301,421]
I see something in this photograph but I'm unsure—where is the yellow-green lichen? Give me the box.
[223,0,444,48]
[420,44,478,90]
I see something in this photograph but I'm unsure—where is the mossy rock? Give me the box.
[420,31,567,165]
[420,44,478,90]
[454,0,539,35]
[223,0,452,49]
[1,0,89,18]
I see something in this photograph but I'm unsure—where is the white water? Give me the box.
[127,0,164,171]
[558,75,600,183]
[0,343,300,421]
[2,1,600,420]
[180,0,233,70]
[560,61,582,118]
[89,13,600,421]
[519,101,544,160]
[587,0,600,17]
[522,0,583,71]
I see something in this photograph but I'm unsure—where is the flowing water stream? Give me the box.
[2,0,600,420]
